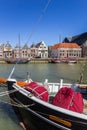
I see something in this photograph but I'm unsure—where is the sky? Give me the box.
[0,0,87,47]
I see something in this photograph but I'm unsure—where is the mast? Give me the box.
[79,62,86,84]
[19,34,21,59]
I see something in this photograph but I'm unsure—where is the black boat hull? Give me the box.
[7,81,87,130]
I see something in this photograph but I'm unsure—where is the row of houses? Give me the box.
[0,41,82,59]
[0,41,48,59]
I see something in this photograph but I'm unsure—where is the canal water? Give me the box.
[0,63,84,130]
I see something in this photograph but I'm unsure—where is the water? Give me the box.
[0,63,82,82]
[0,63,84,130]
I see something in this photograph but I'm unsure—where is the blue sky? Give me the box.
[0,0,87,47]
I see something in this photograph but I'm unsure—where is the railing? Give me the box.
[43,79,87,95]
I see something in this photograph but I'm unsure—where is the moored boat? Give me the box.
[66,58,78,64]
[5,58,30,64]
[6,78,87,130]
[50,58,61,63]
[67,60,77,64]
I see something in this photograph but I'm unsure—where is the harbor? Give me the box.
[0,0,87,129]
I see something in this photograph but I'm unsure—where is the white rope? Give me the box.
[0,89,17,97]
[0,98,35,108]
[67,93,74,110]
[0,89,35,108]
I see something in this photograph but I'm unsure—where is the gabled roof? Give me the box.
[22,44,28,49]
[5,42,12,48]
[0,43,4,47]
[35,41,45,48]
[30,43,35,48]
[52,43,80,50]
[35,42,42,48]
[63,37,72,42]
[71,32,87,46]
[63,32,87,46]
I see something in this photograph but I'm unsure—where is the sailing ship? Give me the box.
[5,35,30,64]
[5,58,30,64]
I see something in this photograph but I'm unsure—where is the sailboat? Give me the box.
[5,35,30,64]
[5,57,30,64]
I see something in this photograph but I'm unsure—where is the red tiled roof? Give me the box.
[52,43,80,50]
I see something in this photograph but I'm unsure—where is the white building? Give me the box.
[35,41,48,58]
[0,43,4,59]
[3,42,13,58]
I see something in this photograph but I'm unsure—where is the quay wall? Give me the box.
[0,58,87,64]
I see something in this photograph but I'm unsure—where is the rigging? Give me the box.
[25,0,52,45]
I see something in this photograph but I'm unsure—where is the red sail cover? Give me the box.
[52,87,84,113]
[24,82,49,102]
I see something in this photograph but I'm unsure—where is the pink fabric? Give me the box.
[25,82,49,102]
[52,87,84,113]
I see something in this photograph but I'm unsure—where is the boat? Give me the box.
[66,58,78,64]
[5,58,30,64]
[50,58,61,63]
[5,76,87,130]
[5,34,30,64]
[67,60,77,64]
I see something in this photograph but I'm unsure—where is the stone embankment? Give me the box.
[0,58,87,64]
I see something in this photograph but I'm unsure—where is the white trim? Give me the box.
[12,83,87,120]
